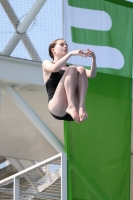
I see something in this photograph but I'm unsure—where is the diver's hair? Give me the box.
[48,38,64,59]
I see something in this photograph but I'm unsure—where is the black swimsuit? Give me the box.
[45,67,73,121]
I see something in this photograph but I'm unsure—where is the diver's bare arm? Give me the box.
[85,50,97,78]
[42,50,86,73]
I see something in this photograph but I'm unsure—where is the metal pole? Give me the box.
[14,177,20,200]
[22,35,42,62]
[3,85,64,153]
[61,153,67,200]
[0,83,1,120]
[17,0,47,34]
[2,33,23,56]
[1,0,18,28]
[1,0,42,60]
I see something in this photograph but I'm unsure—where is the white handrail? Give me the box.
[0,153,64,185]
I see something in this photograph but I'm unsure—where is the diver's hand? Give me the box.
[85,49,96,59]
[69,49,87,57]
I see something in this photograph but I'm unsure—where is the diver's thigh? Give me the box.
[48,82,68,116]
[75,89,79,110]
[48,67,77,116]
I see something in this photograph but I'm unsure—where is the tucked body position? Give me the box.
[42,38,97,123]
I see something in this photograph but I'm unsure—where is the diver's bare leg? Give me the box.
[64,67,80,123]
[48,67,80,123]
[77,67,88,121]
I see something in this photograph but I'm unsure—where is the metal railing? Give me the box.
[0,153,67,200]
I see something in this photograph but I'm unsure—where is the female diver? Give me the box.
[42,38,96,123]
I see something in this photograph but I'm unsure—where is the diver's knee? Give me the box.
[69,65,77,70]
[67,66,77,73]
[77,66,86,74]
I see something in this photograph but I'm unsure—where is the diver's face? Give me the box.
[52,40,68,58]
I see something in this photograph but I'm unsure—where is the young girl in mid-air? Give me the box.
[42,38,96,123]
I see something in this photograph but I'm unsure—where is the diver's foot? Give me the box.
[79,107,88,122]
[66,106,80,123]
